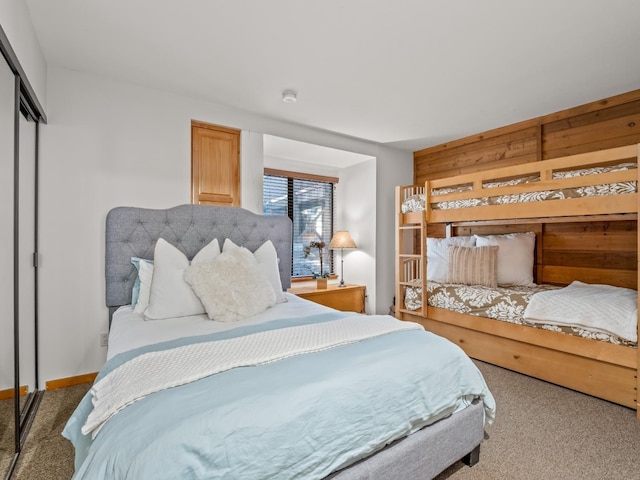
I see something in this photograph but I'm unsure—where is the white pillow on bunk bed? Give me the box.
[144,238,221,320]
[426,236,476,282]
[474,232,536,286]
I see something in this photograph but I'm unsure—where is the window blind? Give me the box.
[263,172,336,278]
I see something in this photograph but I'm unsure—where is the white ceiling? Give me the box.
[264,135,374,168]
[25,0,640,153]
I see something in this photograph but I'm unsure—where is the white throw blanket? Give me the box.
[523,281,638,342]
[83,315,423,437]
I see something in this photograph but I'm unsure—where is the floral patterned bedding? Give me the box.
[401,194,425,213]
[400,163,637,213]
[404,282,636,346]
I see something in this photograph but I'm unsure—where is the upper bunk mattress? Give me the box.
[401,162,637,213]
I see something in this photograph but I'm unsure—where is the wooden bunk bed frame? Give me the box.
[395,144,640,417]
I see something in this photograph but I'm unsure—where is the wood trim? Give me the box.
[413,89,640,160]
[535,121,543,162]
[413,118,540,157]
[291,274,338,283]
[191,120,240,135]
[0,385,27,400]
[400,311,637,409]
[288,284,366,313]
[541,265,637,289]
[637,144,640,417]
[540,89,640,124]
[450,213,637,227]
[428,195,638,223]
[264,168,339,184]
[428,145,637,190]
[46,372,98,391]
[426,306,636,368]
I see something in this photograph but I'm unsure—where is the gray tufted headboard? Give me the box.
[105,204,292,319]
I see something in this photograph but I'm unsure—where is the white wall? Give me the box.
[240,131,264,213]
[38,66,412,382]
[264,154,341,179]
[0,0,47,108]
[336,159,377,313]
[375,147,414,313]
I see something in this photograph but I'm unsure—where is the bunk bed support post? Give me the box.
[394,186,402,319]
[636,144,640,420]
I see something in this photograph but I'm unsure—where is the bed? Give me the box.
[395,144,640,416]
[63,204,495,480]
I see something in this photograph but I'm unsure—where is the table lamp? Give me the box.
[329,231,357,287]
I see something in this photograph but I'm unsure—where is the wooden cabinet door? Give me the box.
[191,121,240,206]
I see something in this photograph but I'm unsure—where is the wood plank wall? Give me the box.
[414,89,640,289]
[414,89,640,183]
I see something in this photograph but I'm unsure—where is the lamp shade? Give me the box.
[329,231,357,249]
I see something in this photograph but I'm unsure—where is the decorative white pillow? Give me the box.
[222,238,285,303]
[474,232,536,286]
[184,247,276,322]
[144,238,221,320]
[134,259,154,314]
[426,236,476,282]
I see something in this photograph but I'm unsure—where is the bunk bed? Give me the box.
[395,144,640,417]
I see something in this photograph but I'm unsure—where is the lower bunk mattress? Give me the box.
[404,282,637,346]
[64,294,495,480]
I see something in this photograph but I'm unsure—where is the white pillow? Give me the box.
[134,260,154,314]
[184,247,276,322]
[144,238,221,320]
[130,257,153,308]
[474,232,536,286]
[222,238,285,303]
[427,236,476,282]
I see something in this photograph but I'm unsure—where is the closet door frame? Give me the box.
[0,24,46,480]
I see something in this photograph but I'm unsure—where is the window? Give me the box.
[263,169,337,278]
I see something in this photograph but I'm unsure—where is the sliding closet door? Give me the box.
[18,112,37,401]
[0,59,15,474]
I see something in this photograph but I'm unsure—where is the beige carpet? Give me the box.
[11,384,89,480]
[10,361,640,479]
[1,398,16,476]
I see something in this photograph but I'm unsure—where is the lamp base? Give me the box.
[338,251,347,287]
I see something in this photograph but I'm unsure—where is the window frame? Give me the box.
[263,168,338,281]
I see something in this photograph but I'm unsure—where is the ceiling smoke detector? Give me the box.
[282,90,297,103]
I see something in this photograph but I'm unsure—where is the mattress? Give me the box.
[66,296,495,480]
[108,292,330,359]
[401,162,637,213]
[404,282,636,346]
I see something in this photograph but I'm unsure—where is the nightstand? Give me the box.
[288,284,366,313]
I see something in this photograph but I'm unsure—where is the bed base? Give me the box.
[105,204,488,478]
[329,400,484,479]
[399,308,638,413]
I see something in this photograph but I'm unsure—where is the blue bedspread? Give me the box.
[63,313,495,480]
